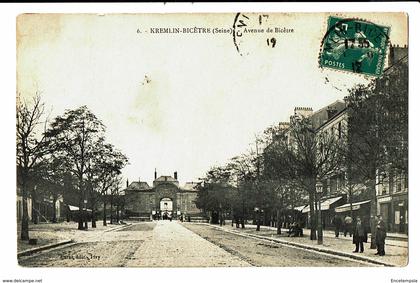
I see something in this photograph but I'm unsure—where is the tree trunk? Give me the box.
[52,194,57,223]
[84,218,88,229]
[78,198,84,230]
[349,187,354,219]
[20,184,30,241]
[369,181,378,249]
[276,209,281,235]
[103,197,107,226]
[256,211,260,231]
[110,195,114,224]
[309,192,317,240]
[91,204,96,228]
[231,208,234,227]
[83,193,88,230]
[78,179,84,230]
[31,190,38,224]
[241,201,246,228]
[116,204,120,223]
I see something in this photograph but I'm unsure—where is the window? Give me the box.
[396,171,402,192]
[338,122,342,139]
[330,177,337,194]
[381,185,387,195]
[322,179,329,195]
[394,170,408,192]
[337,173,345,190]
[389,169,394,193]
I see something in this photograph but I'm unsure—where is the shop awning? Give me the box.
[293,205,307,212]
[68,205,92,212]
[335,200,370,213]
[302,196,343,213]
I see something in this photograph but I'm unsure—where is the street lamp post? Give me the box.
[316,182,323,245]
[254,207,260,231]
[254,207,264,231]
[83,199,88,230]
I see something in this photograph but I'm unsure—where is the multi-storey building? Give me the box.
[290,45,408,233]
[374,46,408,234]
[123,170,203,221]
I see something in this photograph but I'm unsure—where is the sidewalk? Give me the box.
[214,223,408,267]
[301,227,408,248]
[17,221,125,253]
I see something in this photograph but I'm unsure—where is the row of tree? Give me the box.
[16,94,128,240]
[195,58,408,247]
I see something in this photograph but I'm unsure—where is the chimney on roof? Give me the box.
[388,44,408,66]
[294,107,313,118]
[154,168,157,180]
[343,96,349,107]
[278,122,290,129]
[327,106,338,120]
[174,171,178,180]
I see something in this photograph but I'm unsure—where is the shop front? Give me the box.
[391,194,408,234]
[301,195,346,229]
[334,200,371,231]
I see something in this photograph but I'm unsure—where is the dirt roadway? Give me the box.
[182,223,370,267]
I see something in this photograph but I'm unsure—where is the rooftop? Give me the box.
[126,181,151,191]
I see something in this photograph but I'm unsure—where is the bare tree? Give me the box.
[45,106,106,230]
[344,59,408,248]
[86,142,128,227]
[16,93,48,240]
[262,126,306,234]
[32,155,70,223]
[229,153,258,229]
[269,116,345,240]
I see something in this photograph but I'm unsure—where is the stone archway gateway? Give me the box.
[124,172,204,221]
[160,197,173,219]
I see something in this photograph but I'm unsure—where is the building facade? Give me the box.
[124,171,202,220]
[298,45,408,233]
[16,186,64,223]
[374,46,408,233]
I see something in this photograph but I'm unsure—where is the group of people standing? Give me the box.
[332,214,387,256]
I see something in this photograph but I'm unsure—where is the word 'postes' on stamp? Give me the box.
[320,16,390,77]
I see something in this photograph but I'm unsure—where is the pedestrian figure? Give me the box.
[235,215,240,228]
[288,222,297,237]
[375,215,387,256]
[288,221,303,237]
[332,215,342,237]
[353,216,367,253]
[344,215,353,237]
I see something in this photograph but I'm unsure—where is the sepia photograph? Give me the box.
[0,3,418,282]
[14,11,409,269]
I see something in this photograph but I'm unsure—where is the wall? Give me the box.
[177,192,200,215]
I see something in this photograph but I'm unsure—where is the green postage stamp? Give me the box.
[320,16,390,76]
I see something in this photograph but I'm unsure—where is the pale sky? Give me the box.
[17,13,408,185]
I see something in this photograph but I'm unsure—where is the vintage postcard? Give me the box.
[16,12,408,269]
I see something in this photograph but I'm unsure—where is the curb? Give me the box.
[18,239,74,258]
[238,225,407,248]
[207,224,396,267]
[104,223,132,232]
[18,223,132,257]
